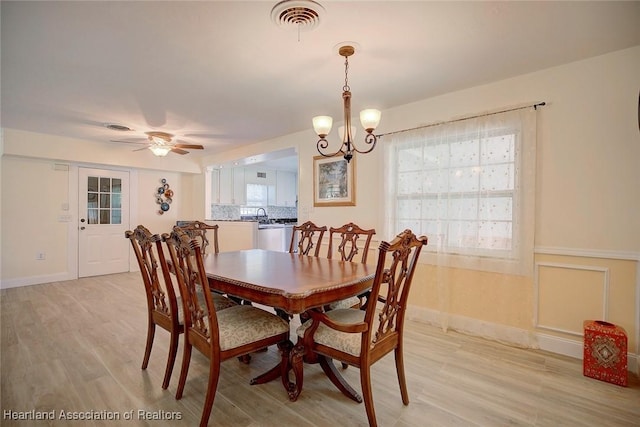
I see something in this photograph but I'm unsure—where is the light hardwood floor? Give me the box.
[1,272,638,426]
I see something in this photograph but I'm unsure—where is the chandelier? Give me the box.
[313,45,381,163]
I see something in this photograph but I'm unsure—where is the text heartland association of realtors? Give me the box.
[3,409,182,421]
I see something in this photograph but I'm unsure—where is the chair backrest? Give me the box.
[162,226,220,353]
[289,221,327,257]
[175,221,219,254]
[125,225,179,325]
[363,229,427,354]
[328,222,376,264]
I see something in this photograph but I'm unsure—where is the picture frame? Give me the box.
[313,155,356,207]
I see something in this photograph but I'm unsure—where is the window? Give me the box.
[245,183,268,207]
[383,108,537,275]
[87,176,122,224]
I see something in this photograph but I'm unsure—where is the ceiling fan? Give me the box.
[111,131,204,156]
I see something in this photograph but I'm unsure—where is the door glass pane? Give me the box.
[100,194,111,208]
[100,209,110,224]
[112,193,121,208]
[88,193,98,208]
[112,179,122,193]
[88,176,98,192]
[112,209,122,224]
[88,209,99,224]
[100,178,111,192]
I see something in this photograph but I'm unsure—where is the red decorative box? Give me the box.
[583,320,627,387]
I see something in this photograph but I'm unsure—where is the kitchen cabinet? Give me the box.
[209,169,220,203]
[218,168,233,204]
[276,170,297,207]
[210,165,297,207]
[214,167,246,205]
[233,168,246,205]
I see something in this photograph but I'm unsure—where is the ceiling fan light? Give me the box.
[149,146,171,156]
[312,115,333,138]
[360,109,381,133]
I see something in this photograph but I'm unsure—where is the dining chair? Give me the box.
[175,220,219,254]
[279,220,328,322]
[289,220,327,256]
[125,225,181,390]
[125,225,237,390]
[294,229,428,427]
[326,222,376,310]
[162,227,291,427]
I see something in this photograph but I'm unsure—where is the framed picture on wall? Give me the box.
[313,156,356,207]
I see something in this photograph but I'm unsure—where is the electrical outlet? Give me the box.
[36,252,46,260]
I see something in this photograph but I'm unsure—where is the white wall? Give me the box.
[0,142,204,288]
[379,47,640,252]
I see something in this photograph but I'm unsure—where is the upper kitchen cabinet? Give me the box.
[210,167,245,205]
[209,161,297,207]
[233,168,246,205]
[209,168,220,204]
[219,167,233,204]
[276,170,297,207]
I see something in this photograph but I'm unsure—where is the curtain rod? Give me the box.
[377,101,546,138]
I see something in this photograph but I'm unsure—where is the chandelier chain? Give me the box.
[343,56,350,92]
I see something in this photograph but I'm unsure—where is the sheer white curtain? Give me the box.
[382,107,537,275]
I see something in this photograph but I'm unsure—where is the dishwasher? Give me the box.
[256,224,295,252]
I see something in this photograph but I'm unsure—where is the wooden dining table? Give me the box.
[200,249,375,401]
[202,249,374,314]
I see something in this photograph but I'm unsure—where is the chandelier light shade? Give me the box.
[312,116,333,138]
[313,45,381,162]
[359,109,382,132]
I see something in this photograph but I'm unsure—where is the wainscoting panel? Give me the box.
[534,262,609,335]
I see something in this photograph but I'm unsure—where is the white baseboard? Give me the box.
[536,332,639,376]
[406,305,639,376]
[0,272,75,289]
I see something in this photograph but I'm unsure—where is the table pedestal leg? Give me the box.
[287,343,306,401]
[249,340,292,385]
[319,356,362,403]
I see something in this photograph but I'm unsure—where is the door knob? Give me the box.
[80,226,85,230]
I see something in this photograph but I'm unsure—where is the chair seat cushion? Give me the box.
[327,296,360,310]
[176,292,237,325]
[217,305,289,351]
[211,292,239,311]
[296,308,368,357]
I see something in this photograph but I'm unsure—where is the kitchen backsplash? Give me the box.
[211,205,297,220]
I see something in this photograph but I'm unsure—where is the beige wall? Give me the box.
[2,47,638,369]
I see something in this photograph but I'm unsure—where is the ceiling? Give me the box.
[2,1,639,165]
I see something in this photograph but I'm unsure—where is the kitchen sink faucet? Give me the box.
[256,207,268,223]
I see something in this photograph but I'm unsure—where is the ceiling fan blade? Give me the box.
[110,139,147,145]
[171,148,189,155]
[133,146,150,152]
[173,144,204,150]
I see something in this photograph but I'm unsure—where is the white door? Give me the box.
[78,167,130,277]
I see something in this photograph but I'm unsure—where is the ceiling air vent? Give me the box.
[271,0,325,33]
[257,172,267,178]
